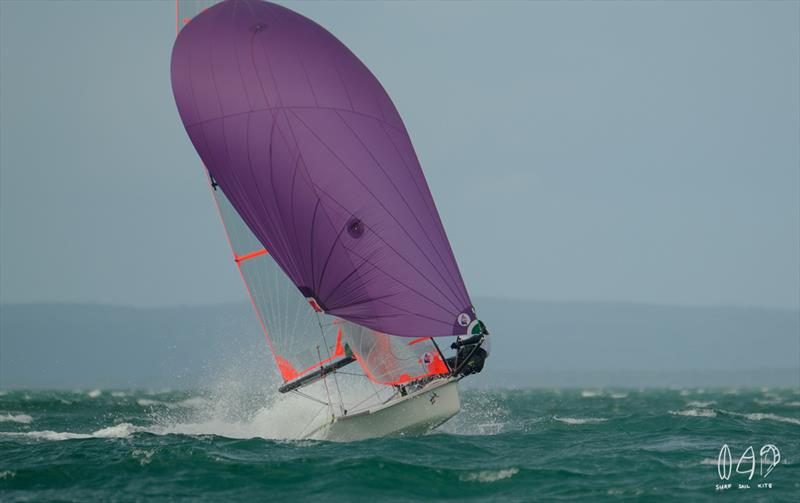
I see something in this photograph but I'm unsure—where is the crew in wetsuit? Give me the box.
[447,320,489,377]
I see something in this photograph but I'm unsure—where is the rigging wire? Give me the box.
[291,389,330,406]
[315,312,346,415]
[317,345,334,419]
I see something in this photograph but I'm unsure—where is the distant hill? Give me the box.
[1,300,797,389]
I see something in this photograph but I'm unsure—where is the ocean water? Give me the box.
[1,387,798,501]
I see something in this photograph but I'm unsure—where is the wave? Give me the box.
[136,399,163,407]
[131,448,156,466]
[668,409,717,418]
[0,423,141,441]
[554,416,607,425]
[722,411,800,426]
[0,403,327,442]
[0,413,33,424]
[753,398,783,406]
[459,468,519,483]
[580,390,601,398]
[686,400,716,407]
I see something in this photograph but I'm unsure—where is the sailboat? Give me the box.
[170,0,488,441]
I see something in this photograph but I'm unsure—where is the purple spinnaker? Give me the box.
[171,0,473,337]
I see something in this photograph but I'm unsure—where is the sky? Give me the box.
[1,0,798,311]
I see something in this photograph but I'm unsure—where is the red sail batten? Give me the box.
[234,248,268,263]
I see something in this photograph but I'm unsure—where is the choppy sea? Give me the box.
[1,387,798,501]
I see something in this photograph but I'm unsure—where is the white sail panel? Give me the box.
[214,186,342,381]
[214,184,450,386]
[343,322,449,385]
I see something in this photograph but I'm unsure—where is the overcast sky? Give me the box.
[1,0,798,310]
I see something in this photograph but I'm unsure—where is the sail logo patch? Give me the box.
[307,298,323,313]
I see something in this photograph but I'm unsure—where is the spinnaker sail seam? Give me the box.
[334,109,468,307]
[183,105,405,137]
[275,108,377,319]
[286,109,465,313]
[244,113,304,279]
[377,120,470,307]
[308,183,463,320]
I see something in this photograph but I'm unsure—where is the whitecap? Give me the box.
[132,448,156,466]
[609,392,628,399]
[580,390,600,398]
[0,471,15,479]
[87,389,102,398]
[754,398,783,406]
[607,488,644,496]
[459,468,519,483]
[0,422,143,441]
[669,409,717,418]
[554,416,608,425]
[0,413,33,424]
[92,423,142,438]
[111,391,127,398]
[734,412,800,426]
[4,430,93,441]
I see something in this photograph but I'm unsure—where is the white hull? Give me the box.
[308,378,460,441]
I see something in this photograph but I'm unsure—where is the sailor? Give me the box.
[448,320,489,377]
